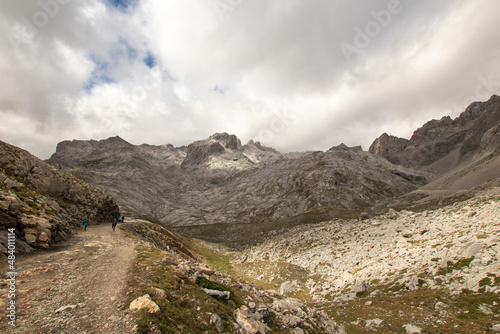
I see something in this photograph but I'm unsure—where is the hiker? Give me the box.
[112,218,117,232]
[82,219,89,231]
[121,216,125,223]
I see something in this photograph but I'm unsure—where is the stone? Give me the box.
[129,294,161,314]
[55,304,78,313]
[290,328,304,334]
[435,302,448,311]
[365,318,384,328]
[210,313,224,333]
[492,324,500,332]
[234,306,271,334]
[202,288,230,300]
[365,301,373,306]
[24,234,37,245]
[152,287,166,298]
[352,280,371,293]
[403,324,422,334]
[370,290,383,297]
[462,242,485,258]
[402,229,413,238]
[281,314,302,328]
[279,281,295,295]
[479,304,493,315]
[405,276,419,291]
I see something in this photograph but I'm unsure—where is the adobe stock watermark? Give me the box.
[8,0,71,50]
[212,0,244,20]
[453,73,500,112]
[339,0,409,61]
[251,103,297,144]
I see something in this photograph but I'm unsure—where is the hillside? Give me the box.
[0,140,119,253]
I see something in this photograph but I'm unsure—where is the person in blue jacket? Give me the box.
[82,219,89,231]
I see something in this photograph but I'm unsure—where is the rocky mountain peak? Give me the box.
[369,95,500,170]
[209,132,243,150]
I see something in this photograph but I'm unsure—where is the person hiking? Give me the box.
[112,218,117,232]
[121,216,125,223]
[82,219,89,231]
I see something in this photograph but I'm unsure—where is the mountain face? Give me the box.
[369,95,500,171]
[0,140,120,252]
[48,134,428,247]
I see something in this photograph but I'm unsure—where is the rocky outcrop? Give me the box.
[0,140,119,252]
[368,133,409,164]
[370,95,500,170]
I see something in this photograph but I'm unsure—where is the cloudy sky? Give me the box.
[1,0,499,159]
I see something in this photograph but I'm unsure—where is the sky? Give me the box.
[1,0,499,159]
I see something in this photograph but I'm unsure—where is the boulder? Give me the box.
[129,294,160,314]
[202,288,230,300]
[210,313,224,333]
[365,318,384,328]
[279,281,295,295]
[234,306,271,334]
[404,324,422,334]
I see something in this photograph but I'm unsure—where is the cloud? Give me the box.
[0,0,499,159]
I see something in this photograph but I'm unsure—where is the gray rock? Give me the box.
[492,324,500,332]
[210,314,224,333]
[279,281,295,295]
[352,280,371,293]
[202,288,230,300]
[403,324,422,334]
[365,318,384,328]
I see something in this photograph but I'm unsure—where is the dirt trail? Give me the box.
[1,223,137,334]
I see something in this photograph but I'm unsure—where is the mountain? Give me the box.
[48,134,428,247]
[0,140,119,252]
[370,95,500,203]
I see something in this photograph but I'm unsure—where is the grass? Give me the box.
[122,223,290,334]
[323,284,500,333]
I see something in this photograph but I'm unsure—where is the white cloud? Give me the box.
[0,0,499,159]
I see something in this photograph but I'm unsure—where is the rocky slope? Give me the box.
[0,140,119,253]
[230,187,500,332]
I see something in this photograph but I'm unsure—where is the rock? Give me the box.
[290,328,305,334]
[55,304,78,313]
[202,288,230,300]
[352,280,371,293]
[403,324,422,334]
[365,318,384,328]
[359,212,370,220]
[405,276,419,291]
[129,294,161,314]
[370,290,383,297]
[152,287,166,298]
[479,304,493,315]
[281,314,302,328]
[402,229,413,238]
[365,301,373,306]
[435,302,448,311]
[24,234,37,245]
[462,242,485,258]
[198,266,216,275]
[492,324,500,332]
[210,313,224,333]
[279,281,295,295]
[234,306,271,334]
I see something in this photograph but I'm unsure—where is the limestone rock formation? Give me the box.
[370,95,500,172]
[0,140,119,252]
